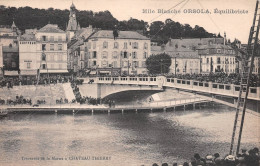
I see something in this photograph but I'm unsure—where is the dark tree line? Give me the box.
[0,5,215,45]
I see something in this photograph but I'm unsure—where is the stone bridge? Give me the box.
[80,76,260,101]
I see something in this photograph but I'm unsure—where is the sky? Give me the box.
[0,0,258,43]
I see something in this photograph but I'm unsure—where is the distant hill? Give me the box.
[0,5,215,44]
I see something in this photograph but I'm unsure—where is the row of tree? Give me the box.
[0,5,215,44]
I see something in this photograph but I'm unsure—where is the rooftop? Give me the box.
[90,30,149,40]
[38,24,65,33]
[20,33,36,41]
[167,38,224,48]
[197,44,233,50]
[151,45,199,59]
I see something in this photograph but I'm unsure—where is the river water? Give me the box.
[0,106,259,166]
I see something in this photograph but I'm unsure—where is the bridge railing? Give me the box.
[91,76,260,100]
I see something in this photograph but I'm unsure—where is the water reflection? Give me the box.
[0,106,259,166]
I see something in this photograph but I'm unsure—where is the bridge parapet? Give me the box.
[91,76,260,101]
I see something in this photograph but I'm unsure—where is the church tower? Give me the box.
[66,2,80,41]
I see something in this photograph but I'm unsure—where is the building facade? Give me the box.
[151,44,200,75]
[19,24,68,77]
[84,30,151,75]
[0,21,20,47]
[197,44,237,74]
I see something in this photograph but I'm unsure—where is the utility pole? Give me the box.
[175,57,177,76]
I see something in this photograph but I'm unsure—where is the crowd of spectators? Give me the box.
[0,75,75,88]
[147,147,259,166]
[0,95,32,105]
[163,73,259,87]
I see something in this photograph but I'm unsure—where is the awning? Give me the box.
[20,70,37,75]
[90,71,97,75]
[4,70,19,76]
[40,70,68,73]
[99,71,110,74]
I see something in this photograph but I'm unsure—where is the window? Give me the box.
[42,44,46,51]
[58,36,62,41]
[132,42,138,49]
[87,42,91,49]
[58,44,62,50]
[144,43,148,49]
[42,64,46,69]
[112,61,117,68]
[27,63,31,69]
[42,36,47,41]
[133,61,139,68]
[102,51,108,59]
[80,53,84,60]
[50,44,54,51]
[142,61,146,67]
[206,58,209,63]
[123,51,128,58]
[132,52,137,59]
[114,42,118,49]
[93,51,97,58]
[102,61,108,67]
[93,61,96,66]
[50,36,54,41]
[143,52,148,59]
[217,57,221,64]
[103,41,108,48]
[124,42,127,49]
[42,53,46,61]
[81,62,84,69]
[112,51,118,59]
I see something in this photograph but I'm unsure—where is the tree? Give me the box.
[146,53,172,74]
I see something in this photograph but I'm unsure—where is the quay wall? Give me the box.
[0,83,75,105]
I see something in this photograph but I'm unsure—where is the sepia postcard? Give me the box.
[0,0,259,166]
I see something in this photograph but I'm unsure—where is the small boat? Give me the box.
[0,109,8,118]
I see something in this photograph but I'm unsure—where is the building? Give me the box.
[66,2,81,41]
[19,24,68,77]
[151,44,200,75]
[166,37,224,50]
[84,30,151,75]
[67,26,95,74]
[2,44,19,76]
[197,44,238,74]
[0,21,20,47]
